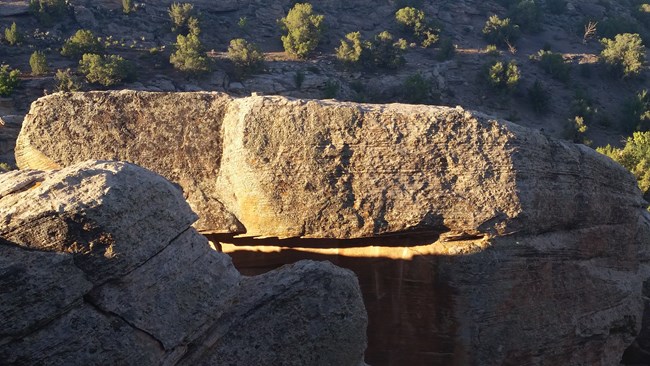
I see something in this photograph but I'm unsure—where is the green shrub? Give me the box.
[79,54,132,86]
[597,131,650,199]
[336,31,369,67]
[61,30,104,59]
[371,31,407,69]
[637,4,650,27]
[55,68,83,92]
[436,38,455,61]
[395,7,440,47]
[337,31,406,70]
[600,33,646,78]
[485,44,500,56]
[565,115,589,143]
[482,15,520,46]
[598,16,642,40]
[170,33,210,73]
[123,0,133,14]
[169,3,194,32]
[227,38,264,77]
[4,22,22,46]
[570,89,598,124]
[0,65,20,97]
[528,80,550,113]
[279,3,324,59]
[29,0,67,25]
[29,51,48,75]
[403,73,430,103]
[622,89,650,132]
[532,50,570,81]
[485,59,520,91]
[0,162,13,172]
[323,79,339,98]
[546,0,566,14]
[508,0,542,33]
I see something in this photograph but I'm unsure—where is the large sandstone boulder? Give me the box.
[0,160,368,365]
[14,91,650,365]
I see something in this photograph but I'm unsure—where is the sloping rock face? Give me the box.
[15,91,650,365]
[0,160,367,366]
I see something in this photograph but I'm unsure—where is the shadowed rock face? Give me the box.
[14,91,650,365]
[0,161,368,366]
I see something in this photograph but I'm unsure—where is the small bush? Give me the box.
[4,22,22,46]
[371,31,407,69]
[170,33,210,74]
[79,54,132,86]
[600,33,646,78]
[532,50,570,81]
[169,2,194,32]
[55,68,83,92]
[279,3,325,59]
[637,4,650,27]
[0,65,20,97]
[29,0,67,25]
[29,51,48,76]
[485,59,520,91]
[323,79,339,98]
[622,89,650,132]
[395,7,440,47]
[528,80,550,113]
[597,131,650,200]
[61,30,104,59]
[436,38,455,61]
[336,31,368,66]
[123,0,133,14]
[508,0,542,33]
[482,15,520,47]
[0,162,13,172]
[403,73,430,103]
[227,38,264,77]
[485,44,500,56]
[565,116,589,143]
[570,89,598,124]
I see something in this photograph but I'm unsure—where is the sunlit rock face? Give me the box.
[15,91,650,365]
[0,161,368,366]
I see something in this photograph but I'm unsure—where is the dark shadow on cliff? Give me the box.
[220,247,466,366]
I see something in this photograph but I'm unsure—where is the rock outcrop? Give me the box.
[0,160,368,366]
[0,115,21,168]
[14,91,650,365]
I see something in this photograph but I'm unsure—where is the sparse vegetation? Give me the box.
[227,38,265,77]
[4,22,22,46]
[570,89,598,125]
[61,30,104,59]
[29,0,68,25]
[279,3,325,59]
[169,3,195,32]
[335,31,406,70]
[508,0,542,33]
[600,33,646,78]
[123,0,133,14]
[528,79,550,113]
[565,115,590,144]
[485,59,520,91]
[170,33,210,74]
[29,51,48,76]
[323,79,340,98]
[79,54,132,86]
[336,32,368,67]
[483,15,520,47]
[0,65,20,97]
[436,38,455,61]
[532,50,570,81]
[403,73,431,103]
[395,7,440,47]
[597,131,650,200]
[55,68,83,92]
[622,89,650,132]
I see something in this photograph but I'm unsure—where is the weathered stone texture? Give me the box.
[0,161,368,366]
